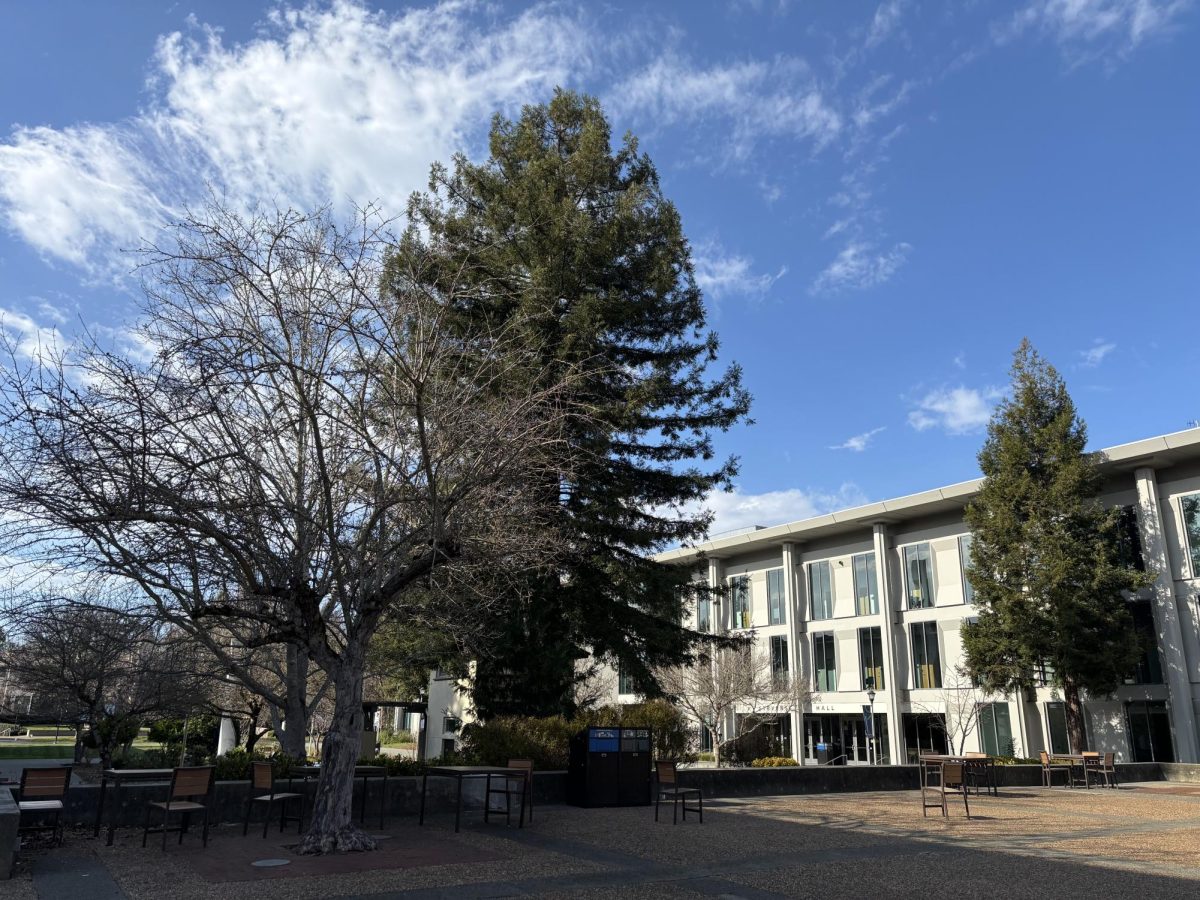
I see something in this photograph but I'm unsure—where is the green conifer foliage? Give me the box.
[962,339,1153,751]
[387,91,750,716]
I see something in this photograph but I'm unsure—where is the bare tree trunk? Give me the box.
[272,646,311,760]
[1064,678,1087,752]
[296,658,375,854]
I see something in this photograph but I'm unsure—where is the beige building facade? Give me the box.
[652,428,1200,765]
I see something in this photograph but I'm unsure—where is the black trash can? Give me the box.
[567,726,654,807]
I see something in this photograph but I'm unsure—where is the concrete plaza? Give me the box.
[9,784,1200,899]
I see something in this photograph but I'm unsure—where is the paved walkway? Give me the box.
[31,853,126,900]
[9,786,1200,898]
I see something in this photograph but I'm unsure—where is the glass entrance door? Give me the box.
[1126,701,1175,762]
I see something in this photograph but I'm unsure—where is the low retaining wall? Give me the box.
[58,771,569,829]
[675,762,1165,797]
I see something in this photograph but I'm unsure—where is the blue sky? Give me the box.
[0,0,1197,536]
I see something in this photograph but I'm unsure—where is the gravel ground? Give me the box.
[6,786,1199,898]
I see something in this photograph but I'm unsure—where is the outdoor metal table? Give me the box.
[292,764,388,828]
[418,765,530,833]
[1050,754,1094,788]
[918,755,998,796]
[93,768,174,846]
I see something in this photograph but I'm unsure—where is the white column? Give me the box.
[1134,466,1200,762]
[708,557,725,632]
[782,541,804,760]
[216,716,236,756]
[873,524,906,766]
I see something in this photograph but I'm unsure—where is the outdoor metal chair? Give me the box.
[654,761,702,824]
[921,761,971,819]
[485,758,534,825]
[1093,752,1119,788]
[143,765,214,850]
[1039,751,1071,787]
[963,753,997,796]
[243,761,305,838]
[1079,751,1101,789]
[16,765,72,847]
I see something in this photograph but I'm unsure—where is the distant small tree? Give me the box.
[962,340,1154,752]
[657,641,808,767]
[0,598,203,766]
[916,666,985,756]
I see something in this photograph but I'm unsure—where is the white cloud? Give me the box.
[693,243,787,302]
[1079,339,1117,367]
[907,386,1003,435]
[997,0,1192,63]
[0,305,64,362]
[611,54,842,162]
[700,483,870,537]
[953,352,967,370]
[0,1,587,278]
[811,240,910,293]
[830,426,886,452]
[866,1,906,49]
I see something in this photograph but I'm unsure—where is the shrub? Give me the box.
[751,756,798,767]
[211,748,309,780]
[355,753,428,776]
[456,701,696,769]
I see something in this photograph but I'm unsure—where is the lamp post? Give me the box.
[866,679,877,766]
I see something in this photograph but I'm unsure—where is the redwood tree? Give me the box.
[962,339,1153,751]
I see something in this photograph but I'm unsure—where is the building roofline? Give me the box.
[656,427,1200,564]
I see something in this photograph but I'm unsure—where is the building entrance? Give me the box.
[804,713,889,765]
[1126,700,1175,762]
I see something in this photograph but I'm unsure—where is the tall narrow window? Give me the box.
[1181,494,1200,577]
[911,621,942,689]
[730,575,751,629]
[978,703,1013,756]
[813,633,836,691]
[769,634,789,687]
[618,661,636,695]
[697,594,711,633]
[767,569,786,625]
[858,627,885,691]
[904,543,935,609]
[958,534,975,604]
[808,561,833,620]
[1046,702,1071,754]
[1126,600,1163,685]
[852,552,878,616]
[1115,506,1146,571]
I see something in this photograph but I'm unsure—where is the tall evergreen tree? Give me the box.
[962,339,1153,751]
[388,91,750,716]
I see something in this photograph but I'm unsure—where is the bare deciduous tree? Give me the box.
[916,665,988,756]
[0,596,204,766]
[657,641,809,766]
[0,202,578,853]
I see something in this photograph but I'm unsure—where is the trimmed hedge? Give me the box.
[751,756,799,767]
[457,700,694,769]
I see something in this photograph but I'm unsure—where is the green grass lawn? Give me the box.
[0,745,73,759]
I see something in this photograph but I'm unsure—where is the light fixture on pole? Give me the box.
[865,678,877,766]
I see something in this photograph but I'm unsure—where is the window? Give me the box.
[958,534,975,604]
[730,575,751,629]
[1182,493,1200,577]
[767,569,786,625]
[618,661,637,695]
[910,621,942,689]
[978,703,1013,757]
[852,553,878,616]
[1115,506,1146,571]
[1126,600,1163,684]
[904,543,935,609]
[697,594,712,633]
[441,738,457,757]
[442,716,461,734]
[813,633,836,691]
[769,634,789,687]
[859,627,884,691]
[808,561,833,620]
[1046,702,1071,755]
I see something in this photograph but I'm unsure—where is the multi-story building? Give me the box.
[653,428,1200,766]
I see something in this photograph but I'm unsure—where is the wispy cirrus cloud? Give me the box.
[1079,338,1117,367]
[811,240,910,293]
[866,0,907,49]
[0,1,587,279]
[830,426,886,452]
[995,0,1192,64]
[693,242,787,303]
[907,386,1003,435]
[611,54,842,162]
